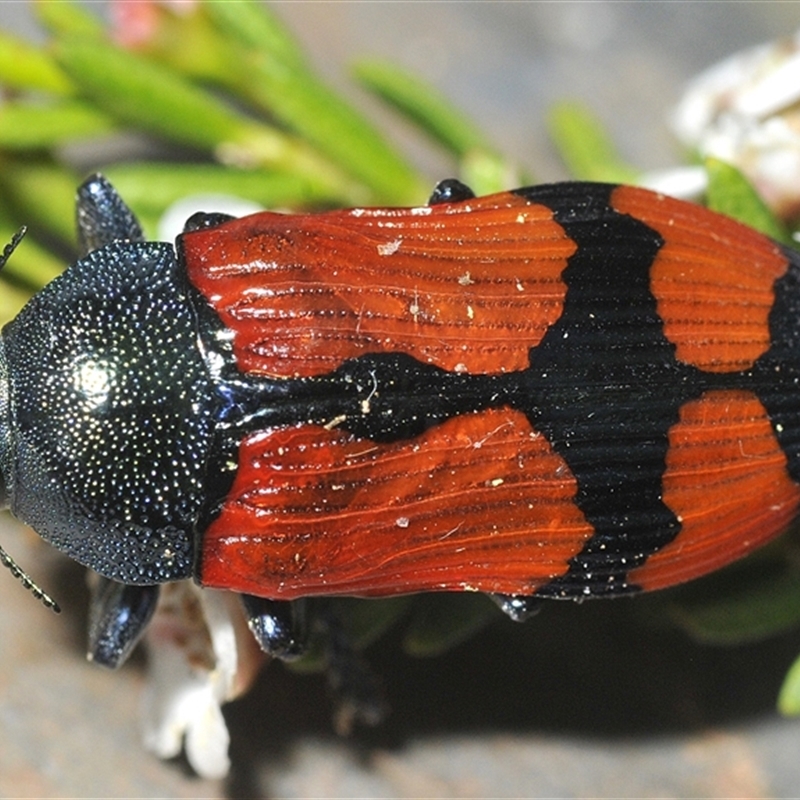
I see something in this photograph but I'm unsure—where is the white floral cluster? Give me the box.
[645,30,800,220]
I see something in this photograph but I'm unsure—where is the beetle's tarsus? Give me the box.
[87,578,160,668]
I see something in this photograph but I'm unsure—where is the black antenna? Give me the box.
[0,543,60,613]
[0,227,59,612]
[0,227,26,271]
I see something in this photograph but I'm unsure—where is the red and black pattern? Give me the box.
[179,182,800,602]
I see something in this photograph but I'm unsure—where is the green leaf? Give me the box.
[353,59,495,158]
[112,3,426,203]
[354,59,525,194]
[116,3,425,204]
[112,2,243,87]
[0,31,73,95]
[53,37,263,150]
[0,159,79,246]
[548,102,639,183]
[34,0,105,40]
[101,163,344,220]
[203,1,306,70]
[460,150,525,196]
[216,54,427,204]
[669,566,800,645]
[778,651,800,715]
[53,38,363,204]
[0,100,116,149]
[705,157,793,245]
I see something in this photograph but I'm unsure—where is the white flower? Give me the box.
[140,582,265,779]
[663,30,800,219]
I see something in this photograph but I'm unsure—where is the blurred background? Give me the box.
[2,2,800,797]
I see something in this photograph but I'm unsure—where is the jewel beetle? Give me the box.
[1,174,800,668]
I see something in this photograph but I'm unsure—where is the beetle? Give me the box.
[1,174,799,670]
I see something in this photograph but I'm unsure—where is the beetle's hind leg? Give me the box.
[240,595,308,661]
[241,595,387,733]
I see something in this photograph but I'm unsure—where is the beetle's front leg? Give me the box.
[87,576,160,668]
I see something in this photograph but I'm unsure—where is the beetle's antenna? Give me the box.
[0,227,26,272]
[0,543,60,613]
[0,227,58,612]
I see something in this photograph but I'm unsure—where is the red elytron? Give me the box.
[180,182,800,601]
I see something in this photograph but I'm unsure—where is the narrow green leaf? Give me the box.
[101,163,342,218]
[0,100,116,149]
[355,60,526,193]
[94,3,425,203]
[778,651,800,715]
[53,37,257,150]
[112,2,243,86]
[203,1,306,69]
[548,102,639,183]
[53,39,363,203]
[669,567,800,645]
[0,160,79,245]
[0,31,73,95]
[34,0,105,40]
[705,157,792,244]
[460,149,525,196]
[353,59,495,158]
[234,56,427,204]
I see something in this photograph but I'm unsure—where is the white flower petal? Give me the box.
[638,166,708,201]
[671,29,800,218]
[140,582,249,778]
[184,689,232,780]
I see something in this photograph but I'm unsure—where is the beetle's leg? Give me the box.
[76,174,145,256]
[87,577,160,668]
[489,593,543,622]
[241,596,384,729]
[182,212,236,233]
[428,178,476,205]
[319,605,387,734]
[240,595,307,661]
